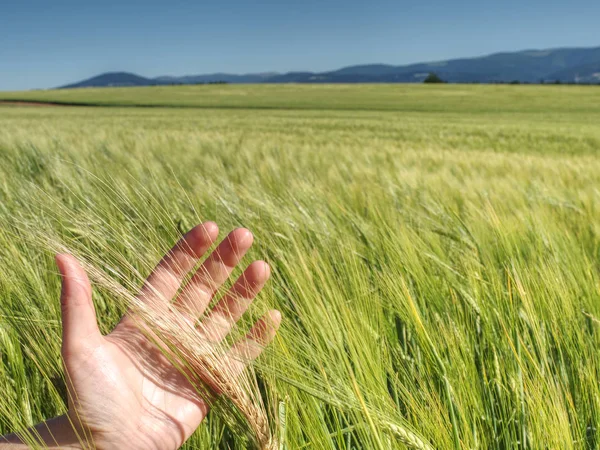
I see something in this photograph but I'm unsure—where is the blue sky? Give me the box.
[1,0,599,90]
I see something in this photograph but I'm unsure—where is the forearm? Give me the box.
[0,415,82,449]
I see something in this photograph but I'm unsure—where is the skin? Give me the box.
[0,222,281,449]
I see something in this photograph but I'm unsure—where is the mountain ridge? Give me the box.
[60,45,600,88]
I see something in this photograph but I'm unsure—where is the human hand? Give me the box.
[2,223,280,449]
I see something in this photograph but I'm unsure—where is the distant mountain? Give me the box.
[60,72,276,88]
[61,72,157,88]
[305,46,600,84]
[59,46,600,88]
[546,61,600,84]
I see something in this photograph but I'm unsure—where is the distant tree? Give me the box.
[423,73,445,84]
[554,80,562,85]
[509,80,520,85]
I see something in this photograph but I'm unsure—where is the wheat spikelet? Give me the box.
[384,421,435,450]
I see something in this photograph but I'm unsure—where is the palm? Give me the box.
[57,223,280,450]
[64,326,205,449]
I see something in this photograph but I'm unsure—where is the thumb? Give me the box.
[56,254,101,352]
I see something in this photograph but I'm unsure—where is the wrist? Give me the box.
[1,414,83,449]
[46,414,85,449]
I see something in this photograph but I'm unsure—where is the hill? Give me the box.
[61,72,158,88]
[45,45,600,88]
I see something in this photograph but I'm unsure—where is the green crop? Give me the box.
[1,84,600,448]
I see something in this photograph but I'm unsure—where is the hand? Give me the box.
[1,223,281,450]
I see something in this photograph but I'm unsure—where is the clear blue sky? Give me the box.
[1,0,599,90]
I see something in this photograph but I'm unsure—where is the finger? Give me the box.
[225,310,281,377]
[140,222,219,304]
[200,261,271,341]
[56,254,102,351]
[174,228,253,320]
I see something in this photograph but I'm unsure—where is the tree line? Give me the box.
[423,72,600,85]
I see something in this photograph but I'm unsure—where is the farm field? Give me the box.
[2,84,600,448]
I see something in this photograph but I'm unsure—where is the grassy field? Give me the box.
[1,84,600,448]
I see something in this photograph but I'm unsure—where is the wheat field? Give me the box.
[1,84,600,448]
